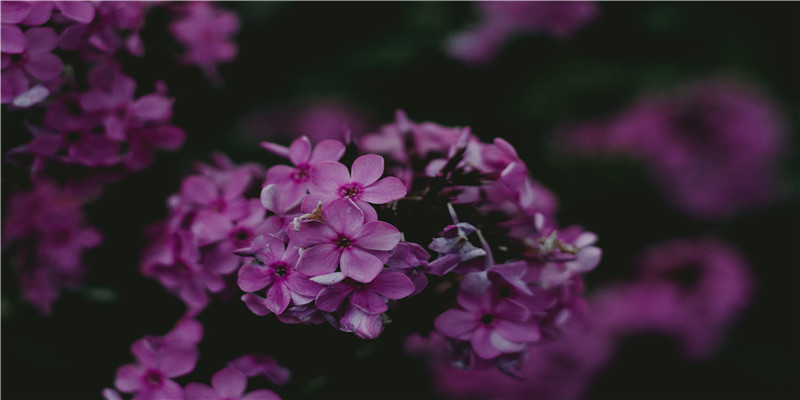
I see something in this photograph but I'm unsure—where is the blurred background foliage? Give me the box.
[3,2,798,399]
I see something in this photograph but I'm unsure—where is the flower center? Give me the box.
[480,314,494,325]
[232,227,253,246]
[335,236,352,248]
[271,262,288,277]
[338,183,361,198]
[144,370,163,387]
[292,164,310,182]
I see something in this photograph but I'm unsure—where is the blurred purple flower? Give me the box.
[2,180,101,314]
[169,1,239,81]
[184,367,280,400]
[229,354,291,386]
[446,1,599,65]
[557,79,788,219]
[315,270,415,315]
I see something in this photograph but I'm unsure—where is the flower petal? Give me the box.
[368,271,415,300]
[315,282,353,312]
[55,1,95,23]
[296,244,341,276]
[309,161,350,193]
[340,247,384,283]
[132,94,174,121]
[24,53,63,80]
[181,175,217,205]
[266,282,291,314]
[309,139,346,163]
[242,389,281,400]
[184,383,218,400]
[489,330,525,353]
[471,326,502,359]
[191,210,233,246]
[1,24,25,54]
[352,221,401,251]
[293,221,337,247]
[237,263,274,292]
[495,320,540,343]
[114,364,143,392]
[321,198,363,236]
[288,136,311,165]
[212,367,247,398]
[434,309,477,339]
[350,288,387,314]
[24,27,59,55]
[360,177,408,204]
[241,293,271,316]
[350,154,384,186]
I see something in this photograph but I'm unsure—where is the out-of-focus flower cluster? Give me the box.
[557,78,788,220]
[446,1,599,65]
[104,316,287,400]
[413,237,753,399]
[2,180,102,314]
[144,111,601,375]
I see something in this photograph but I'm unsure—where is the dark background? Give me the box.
[3,2,798,399]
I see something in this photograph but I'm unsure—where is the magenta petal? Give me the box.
[191,211,233,246]
[350,288,387,314]
[321,198,364,236]
[350,154,385,186]
[360,177,408,204]
[132,95,173,121]
[184,383,217,400]
[55,1,95,23]
[261,141,290,159]
[1,2,33,24]
[24,27,59,54]
[296,244,341,276]
[309,139,346,163]
[1,24,25,54]
[471,326,502,359]
[355,199,379,222]
[80,90,111,112]
[494,299,529,322]
[242,389,281,400]
[20,2,54,25]
[352,221,401,251]
[181,176,217,205]
[154,378,184,400]
[294,221,337,247]
[309,161,349,193]
[495,320,540,343]
[368,271,415,300]
[212,367,247,398]
[265,164,294,185]
[105,116,125,141]
[340,247,384,283]
[315,283,353,312]
[288,136,312,165]
[265,282,291,314]
[24,53,63,80]
[237,264,274,292]
[114,364,143,392]
[242,293,271,316]
[160,346,199,378]
[489,330,525,353]
[286,274,321,297]
[11,85,48,108]
[434,309,477,338]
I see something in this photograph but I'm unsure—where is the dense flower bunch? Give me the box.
[206,111,602,373]
[1,180,102,314]
[1,1,151,107]
[105,317,288,400]
[446,1,599,65]
[141,154,266,315]
[415,237,753,399]
[557,79,787,219]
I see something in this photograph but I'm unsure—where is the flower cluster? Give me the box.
[141,154,266,315]
[228,112,601,373]
[1,180,102,314]
[169,1,240,82]
[416,237,753,399]
[557,78,788,219]
[1,1,151,107]
[445,1,599,65]
[106,316,287,400]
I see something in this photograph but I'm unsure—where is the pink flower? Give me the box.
[237,234,321,315]
[262,136,346,209]
[293,198,401,283]
[184,367,280,400]
[169,1,239,81]
[315,270,415,315]
[303,154,408,220]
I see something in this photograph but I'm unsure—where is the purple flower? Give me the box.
[557,79,788,219]
[1,26,63,106]
[435,290,540,360]
[262,136,346,209]
[302,154,408,220]
[293,198,401,283]
[2,180,101,314]
[446,1,599,65]
[229,354,291,386]
[339,303,385,340]
[114,318,202,400]
[169,1,239,81]
[429,222,486,263]
[184,367,280,400]
[237,234,321,314]
[315,270,415,315]
[386,241,460,295]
